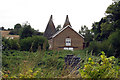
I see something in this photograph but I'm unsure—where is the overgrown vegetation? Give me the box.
[1,1,120,79]
[2,50,83,78]
[79,51,119,78]
[2,50,119,78]
[79,1,120,57]
[2,36,49,52]
[9,22,43,38]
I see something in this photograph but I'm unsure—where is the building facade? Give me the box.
[44,15,84,50]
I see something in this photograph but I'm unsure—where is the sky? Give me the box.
[0,0,113,32]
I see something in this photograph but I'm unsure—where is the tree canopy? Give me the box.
[88,1,120,57]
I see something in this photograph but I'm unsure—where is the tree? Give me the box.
[89,1,120,57]
[106,1,120,22]
[56,25,61,32]
[33,29,43,36]
[9,23,22,35]
[108,30,120,57]
[1,27,4,30]
[14,23,22,29]
[20,24,34,39]
[79,25,93,47]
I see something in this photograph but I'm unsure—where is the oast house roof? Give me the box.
[44,15,84,40]
[43,15,56,39]
[63,15,71,28]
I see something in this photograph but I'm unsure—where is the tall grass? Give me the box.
[2,50,120,78]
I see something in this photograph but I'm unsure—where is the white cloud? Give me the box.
[0,0,113,32]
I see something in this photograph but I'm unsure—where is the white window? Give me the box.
[65,38,71,46]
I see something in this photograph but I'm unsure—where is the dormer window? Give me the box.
[65,38,71,46]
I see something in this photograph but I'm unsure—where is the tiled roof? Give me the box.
[63,15,71,28]
[43,15,56,39]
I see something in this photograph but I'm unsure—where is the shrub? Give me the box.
[79,51,120,78]
[108,30,120,57]
[88,41,101,54]
[8,39,20,50]
[20,36,49,52]
[2,38,20,50]
[88,40,115,57]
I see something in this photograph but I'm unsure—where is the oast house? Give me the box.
[44,15,84,51]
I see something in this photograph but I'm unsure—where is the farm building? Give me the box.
[44,15,84,51]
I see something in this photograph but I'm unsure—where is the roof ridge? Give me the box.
[52,25,84,38]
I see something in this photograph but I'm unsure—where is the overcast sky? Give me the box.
[0,0,113,32]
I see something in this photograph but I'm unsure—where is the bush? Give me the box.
[20,36,49,52]
[2,38,20,50]
[8,39,20,50]
[88,40,115,57]
[88,30,120,57]
[108,30,120,57]
[79,51,120,78]
[2,36,49,52]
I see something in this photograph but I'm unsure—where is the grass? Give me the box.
[2,50,120,78]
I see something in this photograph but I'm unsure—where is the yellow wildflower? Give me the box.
[29,70,33,73]
[100,55,104,59]
[88,58,92,61]
[91,61,95,65]
[84,64,88,68]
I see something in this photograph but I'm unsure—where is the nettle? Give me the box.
[79,51,120,78]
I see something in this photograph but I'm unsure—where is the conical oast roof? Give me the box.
[43,15,56,39]
[63,15,71,28]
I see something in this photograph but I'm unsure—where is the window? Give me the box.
[65,38,71,46]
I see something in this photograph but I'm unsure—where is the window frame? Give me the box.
[65,38,71,46]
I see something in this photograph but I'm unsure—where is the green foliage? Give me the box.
[100,22,114,39]
[9,23,43,36]
[20,36,49,51]
[90,1,120,57]
[79,51,120,78]
[106,1,120,22]
[9,23,22,35]
[8,39,20,50]
[20,24,34,39]
[14,23,22,29]
[33,30,43,36]
[88,30,120,57]
[2,38,20,50]
[2,36,49,52]
[56,25,61,32]
[88,40,115,57]
[108,30,120,57]
[79,25,93,47]
[2,50,119,78]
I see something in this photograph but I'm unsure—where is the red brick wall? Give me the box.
[49,27,84,50]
